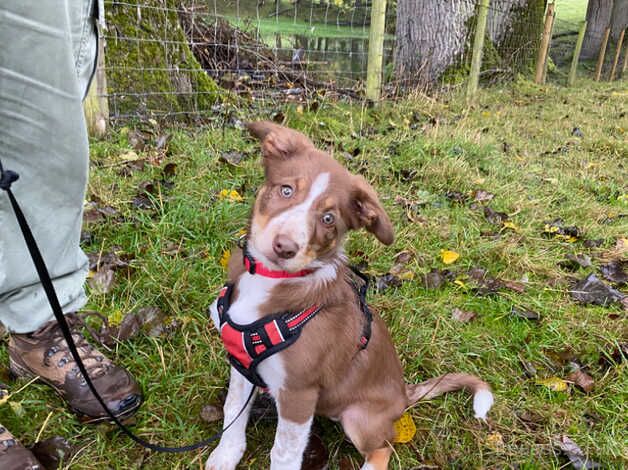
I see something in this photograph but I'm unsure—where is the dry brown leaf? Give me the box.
[451,308,477,323]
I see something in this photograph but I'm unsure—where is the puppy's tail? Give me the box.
[406,373,493,420]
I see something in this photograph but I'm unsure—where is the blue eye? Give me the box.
[322,212,335,225]
[280,185,294,198]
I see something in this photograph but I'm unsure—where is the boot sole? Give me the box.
[9,357,142,424]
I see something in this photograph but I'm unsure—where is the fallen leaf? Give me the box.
[484,206,508,225]
[88,269,115,295]
[543,218,581,242]
[599,259,627,285]
[162,162,177,178]
[390,251,414,279]
[220,151,245,165]
[441,250,460,265]
[511,306,540,320]
[423,269,446,289]
[219,250,231,269]
[485,432,504,451]
[567,363,594,393]
[553,435,601,469]
[445,190,468,204]
[583,239,604,248]
[473,189,494,203]
[501,221,520,232]
[200,404,223,423]
[375,273,402,292]
[138,306,171,337]
[250,391,277,421]
[503,280,526,293]
[300,433,328,470]
[451,308,477,322]
[218,189,243,202]
[571,274,625,306]
[571,127,584,138]
[155,133,169,150]
[30,436,74,470]
[559,254,593,271]
[536,376,568,392]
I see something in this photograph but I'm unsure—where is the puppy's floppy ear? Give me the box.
[246,121,311,160]
[348,175,394,245]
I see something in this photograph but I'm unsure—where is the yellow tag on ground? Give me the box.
[393,412,416,443]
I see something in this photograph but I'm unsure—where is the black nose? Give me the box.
[273,235,298,259]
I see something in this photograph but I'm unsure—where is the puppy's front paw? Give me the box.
[205,444,244,470]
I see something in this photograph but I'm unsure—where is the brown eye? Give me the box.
[280,185,294,198]
[321,212,335,226]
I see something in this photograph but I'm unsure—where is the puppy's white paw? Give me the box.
[205,444,244,470]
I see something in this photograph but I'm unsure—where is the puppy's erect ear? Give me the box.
[246,121,312,160]
[348,175,394,245]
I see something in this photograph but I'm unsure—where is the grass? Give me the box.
[1,77,627,469]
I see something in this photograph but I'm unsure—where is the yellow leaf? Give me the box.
[296,104,304,114]
[441,250,460,264]
[485,432,504,450]
[393,412,416,443]
[108,309,123,326]
[398,271,415,281]
[454,279,467,288]
[236,228,248,237]
[544,224,559,233]
[219,189,243,202]
[119,150,139,161]
[535,376,569,392]
[502,221,520,232]
[481,111,491,118]
[219,249,231,270]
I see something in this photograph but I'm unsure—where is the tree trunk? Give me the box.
[105,0,219,119]
[394,0,477,84]
[611,0,628,40]
[581,0,614,59]
[394,0,545,84]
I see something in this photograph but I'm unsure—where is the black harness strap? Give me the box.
[0,160,253,453]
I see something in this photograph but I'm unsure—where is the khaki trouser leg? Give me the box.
[0,0,96,333]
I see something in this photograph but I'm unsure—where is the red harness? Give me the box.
[214,247,372,388]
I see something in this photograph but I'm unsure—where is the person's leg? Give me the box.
[0,0,93,332]
[0,1,142,426]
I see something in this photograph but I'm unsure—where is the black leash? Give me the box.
[0,160,254,453]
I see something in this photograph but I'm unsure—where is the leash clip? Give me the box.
[0,169,19,191]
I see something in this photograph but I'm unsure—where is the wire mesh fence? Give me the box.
[99,0,595,123]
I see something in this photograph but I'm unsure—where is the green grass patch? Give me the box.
[2,78,627,469]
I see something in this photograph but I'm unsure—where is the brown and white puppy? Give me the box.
[206,122,493,470]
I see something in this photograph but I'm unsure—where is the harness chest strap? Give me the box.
[215,275,372,388]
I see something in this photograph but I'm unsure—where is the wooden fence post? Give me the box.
[366,0,387,102]
[568,21,587,86]
[84,27,109,138]
[467,0,491,103]
[594,27,611,81]
[535,2,555,84]
[609,28,625,81]
[622,36,628,76]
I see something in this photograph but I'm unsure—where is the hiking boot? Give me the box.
[0,424,43,470]
[8,314,142,423]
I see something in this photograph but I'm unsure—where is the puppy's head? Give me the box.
[245,121,393,273]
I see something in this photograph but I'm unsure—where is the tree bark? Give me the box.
[394,0,545,84]
[581,0,614,59]
[610,0,628,40]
